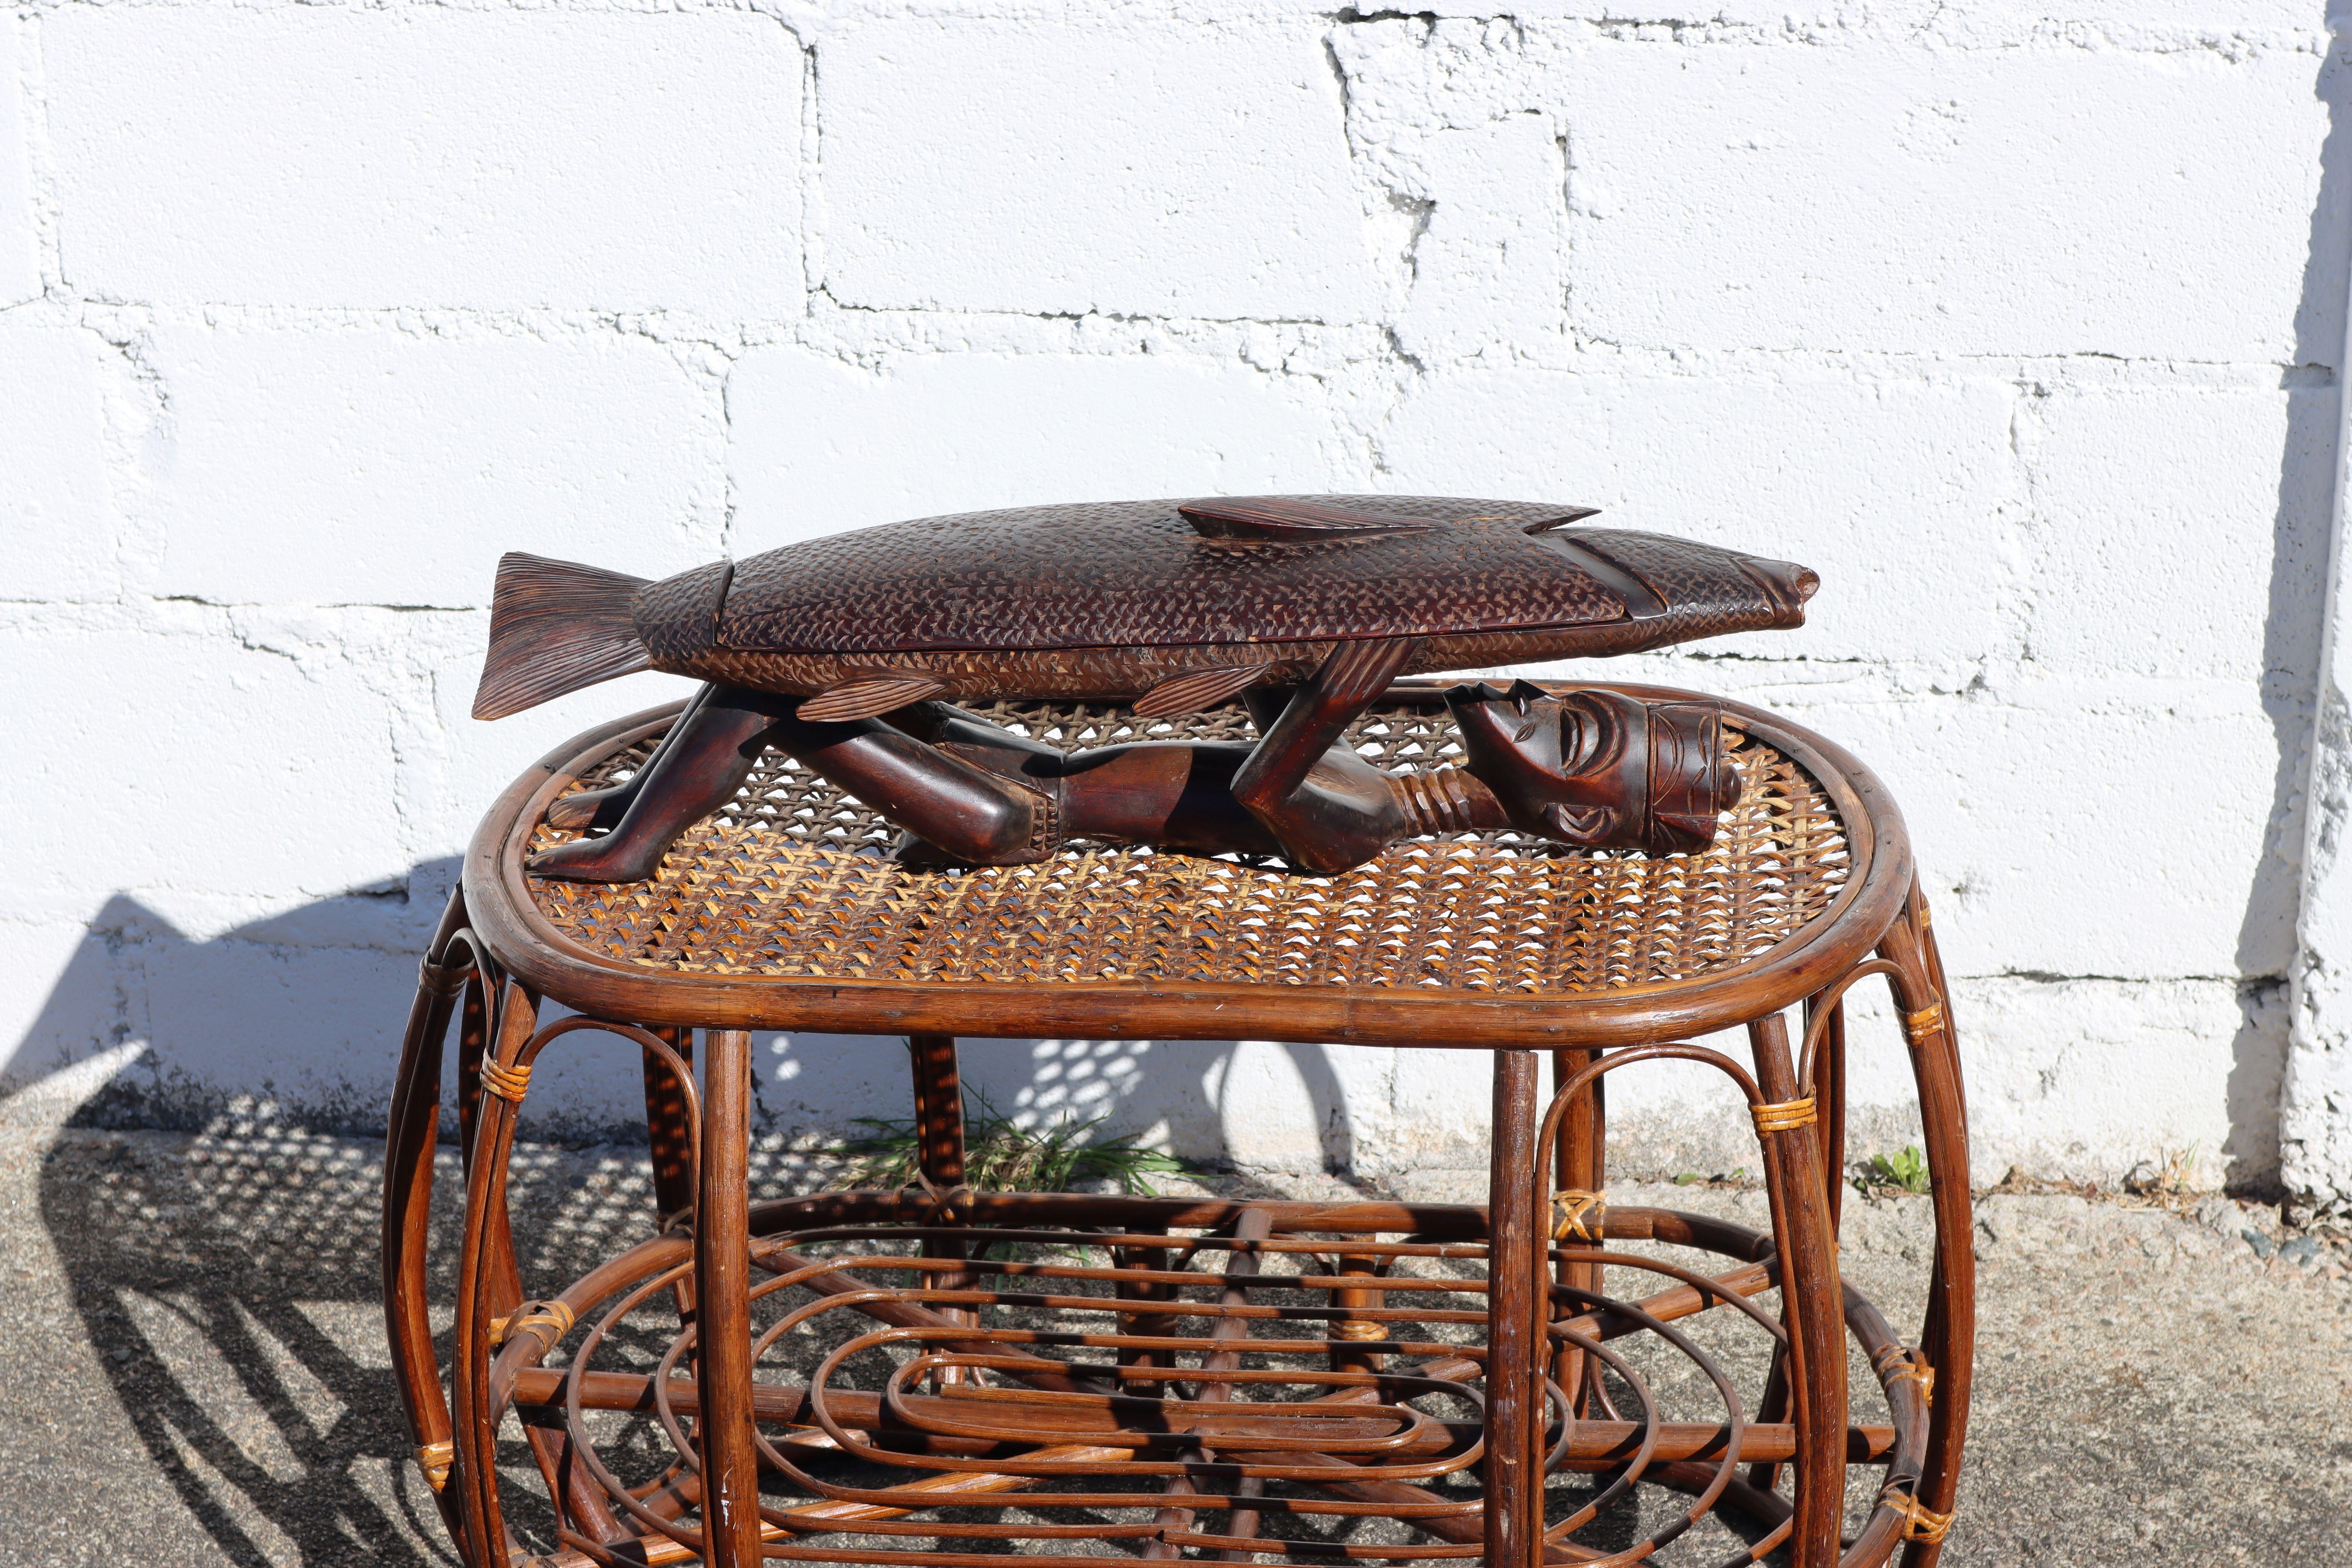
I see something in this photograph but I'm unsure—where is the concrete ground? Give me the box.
[0,1111,2346,1567]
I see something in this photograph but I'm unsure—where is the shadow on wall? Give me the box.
[3,870,1370,1172]
[2231,26,2352,1194]
[6,879,473,1138]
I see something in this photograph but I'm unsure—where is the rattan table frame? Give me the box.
[382,684,1973,1568]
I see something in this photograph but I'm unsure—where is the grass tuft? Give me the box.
[828,1089,1192,1197]
[2122,1144,2201,1203]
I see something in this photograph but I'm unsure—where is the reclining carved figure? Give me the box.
[470,495,1816,880]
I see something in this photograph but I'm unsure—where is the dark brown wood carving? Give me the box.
[471,495,1815,881]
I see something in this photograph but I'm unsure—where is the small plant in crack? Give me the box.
[2121,1144,2201,1205]
[1851,1144,1931,1197]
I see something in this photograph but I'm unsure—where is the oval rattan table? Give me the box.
[382,682,1973,1568]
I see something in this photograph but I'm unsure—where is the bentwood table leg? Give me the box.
[643,1025,698,1225]
[696,1028,765,1567]
[1487,1049,1544,1568]
[1886,893,1973,1565]
[1551,1047,1605,1410]
[1750,1011,1846,1568]
[451,973,540,1567]
[1809,996,1848,1235]
[383,889,470,1545]
[643,1027,700,1345]
[907,1034,976,1381]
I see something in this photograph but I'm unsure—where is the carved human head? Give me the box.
[1445,680,1743,856]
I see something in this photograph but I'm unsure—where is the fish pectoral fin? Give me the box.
[1520,507,1604,534]
[797,675,952,723]
[1132,662,1279,718]
[1179,497,1438,542]
[1315,636,1421,708]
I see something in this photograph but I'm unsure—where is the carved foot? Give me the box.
[523,685,787,884]
[540,684,716,836]
[545,783,631,833]
[527,831,673,884]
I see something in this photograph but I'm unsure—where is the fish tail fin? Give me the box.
[471,553,654,720]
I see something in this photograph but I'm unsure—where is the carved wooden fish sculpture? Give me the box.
[472,494,1818,724]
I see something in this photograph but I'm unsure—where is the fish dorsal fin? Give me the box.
[1179,497,1439,542]
[1520,508,1604,534]
[798,674,951,723]
[1133,662,1279,718]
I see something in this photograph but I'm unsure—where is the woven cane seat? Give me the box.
[463,683,1911,1046]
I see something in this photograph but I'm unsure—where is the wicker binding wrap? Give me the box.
[528,692,1851,994]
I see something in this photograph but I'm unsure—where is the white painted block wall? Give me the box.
[4,0,2345,1201]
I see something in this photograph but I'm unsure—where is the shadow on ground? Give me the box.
[5,1113,2349,1567]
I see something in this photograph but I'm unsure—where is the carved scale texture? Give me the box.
[632,559,730,665]
[710,496,1629,653]
[1575,529,1811,647]
[676,631,1656,705]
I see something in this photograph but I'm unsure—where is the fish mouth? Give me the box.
[1741,555,1821,612]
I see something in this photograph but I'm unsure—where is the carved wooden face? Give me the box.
[1446,681,1744,856]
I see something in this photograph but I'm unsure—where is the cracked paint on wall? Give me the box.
[2,0,2345,1196]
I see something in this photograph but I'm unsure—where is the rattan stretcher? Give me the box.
[381,682,1973,1568]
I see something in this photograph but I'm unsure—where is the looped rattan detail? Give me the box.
[1751,1096,1818,1135]
[1878,1485,1954,1543]
[491,1299,575,1349]
[522,694,1854,997]
[1550,1189,1606,1242]
[478,1058,531,1103]
[1902,1000,1945,1042]
[414,1439,454,1492]
[491,1195,1931,1568]
[417,958,472,998]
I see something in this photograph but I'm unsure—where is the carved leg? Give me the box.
[891,701,1068,777]
[530,686,792,882]
[1231,639,1420,873]
[771,708,1049,865]
[544,683,717,831]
